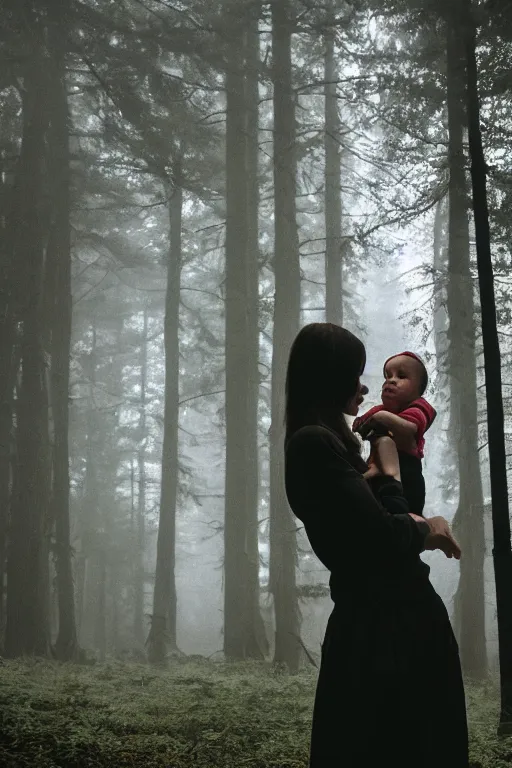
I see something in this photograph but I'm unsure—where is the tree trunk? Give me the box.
[324,24,343,325]
[223,5,267,661]
[147,172,182,664]
[0,43,22,625]
[433,198,449,378]
[463,0,512,730]
[94,547,107,662]
[75,553,86,640]
[111,571,120,656]
[78,325,100,650]
[0,206,18,643]
[0,140,17,636]
[108,581,120,659]
[223,12,250,660]
[244,8,268,660]
[134,308,148,649]
[269,0,301,673]
[105,317,123,658]
[445,17,487,679]
[90,316,123,660]
[5,50,51,658]
[432,197,461,529]
[47,0,78,662]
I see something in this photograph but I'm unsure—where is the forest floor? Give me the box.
[0,658,510,767]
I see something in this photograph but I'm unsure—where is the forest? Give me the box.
[1,0,512,765]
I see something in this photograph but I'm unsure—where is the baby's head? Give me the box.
[381,352,428,413]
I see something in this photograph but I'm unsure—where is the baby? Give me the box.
[352,351,436,515]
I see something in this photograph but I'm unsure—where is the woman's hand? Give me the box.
[419,515,461,560]
[363,461,381,481]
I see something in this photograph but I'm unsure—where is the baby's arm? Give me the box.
[360,410,417,453]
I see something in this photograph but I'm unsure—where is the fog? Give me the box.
[0,0,510,764]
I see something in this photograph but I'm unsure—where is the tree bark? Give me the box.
[0,173,18,642]
[147,171,182,664]
[223,8,250,660]
[445,16,487,679]
[4,47,51,658]
[47,0,78,662]
[75,552,86,641]
[223,4,267,661]
[244,8,268,660]
[269,0,301,673]
[78,325,100,650]
[104,317,123,657]
[463,0,512,730]
[111,568,121,656]
[94,547,107,661]
[324,24,343,325]
[134,308,148,649]
[433,198,449,379]
[88,316,123,660]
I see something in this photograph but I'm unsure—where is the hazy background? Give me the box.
[0,0,506,686]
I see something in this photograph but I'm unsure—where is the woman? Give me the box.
[285,323,468,768]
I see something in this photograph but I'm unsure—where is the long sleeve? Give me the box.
[285,426,429,574]
[368,475,411,517]
[398,397,437,459]
[400,397,437,434]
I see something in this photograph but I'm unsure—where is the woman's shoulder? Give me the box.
[286,424,368,476]
[286,424,350,457]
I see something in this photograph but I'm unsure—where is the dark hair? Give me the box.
[285,323,366,453]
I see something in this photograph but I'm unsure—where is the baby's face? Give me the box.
[381,355,423,412]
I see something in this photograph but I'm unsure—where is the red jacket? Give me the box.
[353,397,436,459]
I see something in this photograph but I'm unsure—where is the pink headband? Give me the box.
[384,350,423,368]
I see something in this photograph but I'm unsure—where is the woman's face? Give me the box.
[344,379,368,417]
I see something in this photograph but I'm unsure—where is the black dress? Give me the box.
[285,425,469,768]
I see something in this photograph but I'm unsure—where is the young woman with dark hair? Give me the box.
[285,323,468,768]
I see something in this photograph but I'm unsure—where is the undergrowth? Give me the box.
[0,658,509,767]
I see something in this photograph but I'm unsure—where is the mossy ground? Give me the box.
[0,659,509,767]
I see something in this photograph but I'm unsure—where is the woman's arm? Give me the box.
[368,437,460,559]
[285,427,429,559]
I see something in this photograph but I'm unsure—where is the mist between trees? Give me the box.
[0,0,510,686]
